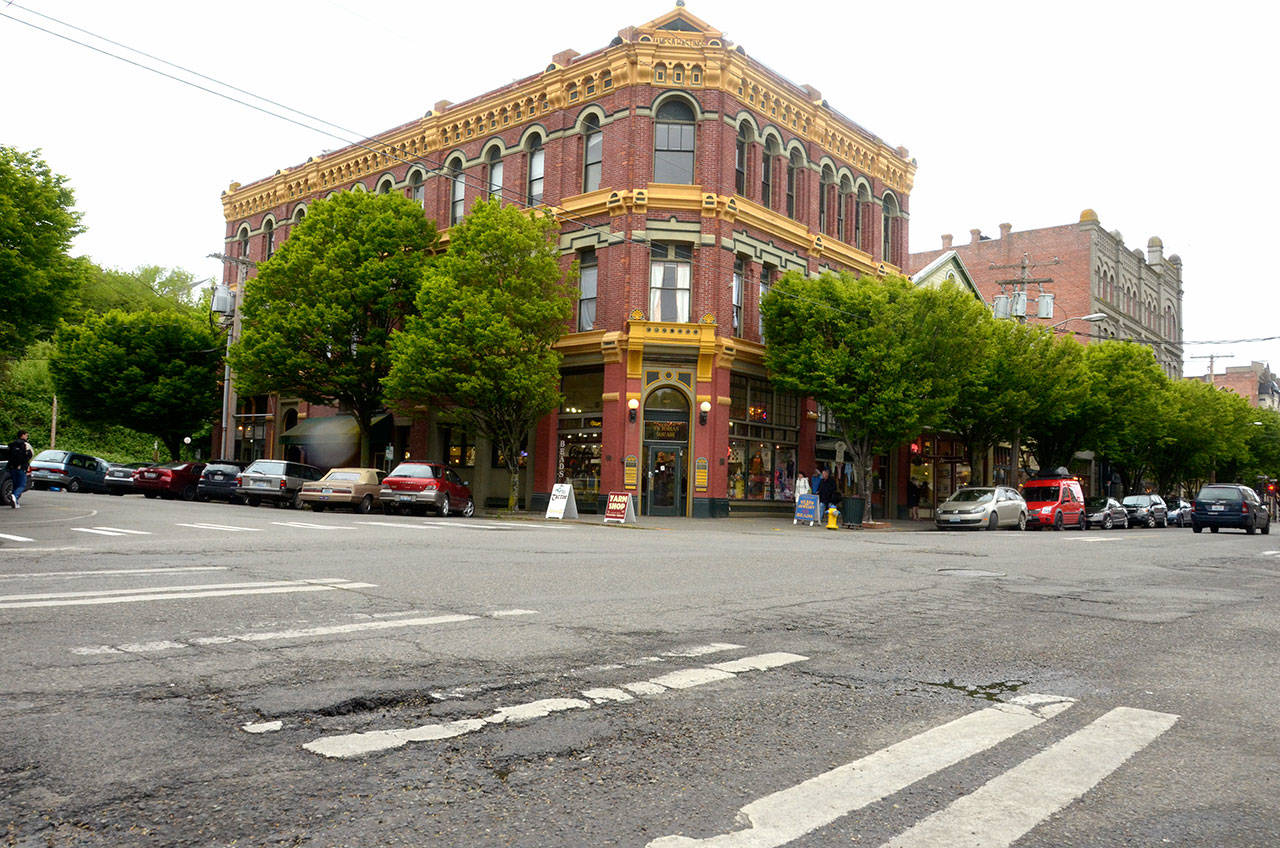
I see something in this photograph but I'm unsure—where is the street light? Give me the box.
[1049,312,1107,330]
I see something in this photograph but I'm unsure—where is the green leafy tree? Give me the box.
[229,191,438,465]
[76,264,199,315]
[1016,333,1092,472]
[1084,341,1171,493]
[385,198,574,511]
[0,146,86,360]
[761,271,989,502]
[50,310,223,460]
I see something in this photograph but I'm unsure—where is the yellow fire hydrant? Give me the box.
[827,506,840,530]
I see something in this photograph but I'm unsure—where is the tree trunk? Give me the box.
[1010,425,1022,486]
[353,412,373,468]
[508,464,520,512]
[161,434,182,461]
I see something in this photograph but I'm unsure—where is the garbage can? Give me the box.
[842,496,866,526]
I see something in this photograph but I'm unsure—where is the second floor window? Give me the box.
[732,256,744,337]
[649,243,692,323]
[653,99,696,184]
[486,148,503,200]
[583,116,603,193]
[735,124,749,195]
[448,158,466,225]
[578,250,597,332]
[263,220,275,259]
[409,171,425,205]
[759,264,775,340]
[527,137,545,205]
[786,150,802,219]
[761,144,775,208]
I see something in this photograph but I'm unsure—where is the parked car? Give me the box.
[1191,484,1271,535]
[935,486,1026,530]
[27,449,109,493]
[236,459,323,508]
[132,461,207,500]
[1084,496,1129,529]
[1021,472,1087,530]
[0,444,12,505]
[1163,496,1192,527]
[198,460,249,503]
[1122,493,1168,528]
[380,461,474,517]
[104,462,151,495]
[302,467,386,513]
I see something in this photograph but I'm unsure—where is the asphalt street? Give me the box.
[1,490,1277,847]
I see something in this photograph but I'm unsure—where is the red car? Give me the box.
[133,462,207,501]
[380,461,474,517]
[1021,471,1087,531]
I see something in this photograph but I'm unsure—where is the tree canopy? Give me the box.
[385,198,574,510]
[229,191,438,465]
[0,146,86,360]
[50,309,223,460]
[761,270,988,500]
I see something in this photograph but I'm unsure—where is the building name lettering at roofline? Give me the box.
[655,35,707,47]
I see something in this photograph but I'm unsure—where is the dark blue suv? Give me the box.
[1191,484,1271,535]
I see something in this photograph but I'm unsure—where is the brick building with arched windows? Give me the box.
[218,6,916,517]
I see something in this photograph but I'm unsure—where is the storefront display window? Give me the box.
[727,374,800,501]
[559,371,604,507]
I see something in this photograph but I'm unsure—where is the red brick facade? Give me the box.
[909,211,1184,378]
[219,8,915,516]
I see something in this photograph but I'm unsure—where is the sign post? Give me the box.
[604,490,638,524]
[546,483,579,520]
[793,493,819,526]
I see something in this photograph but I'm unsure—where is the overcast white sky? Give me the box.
[4,0,1277,375]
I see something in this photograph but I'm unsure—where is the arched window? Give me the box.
[486,147,504,200]
[761,138,778,208]
[526,135,545,205]
[409,170,425,205]
[447,156,466,225]
[882,193,899,266]
[653,99,696,184]
[263,219,275,259]
[855,183,871,251]
[377,177,394,194]
[837,176,851,242]
[582,115,603,193]
[818,166,834,234]
[785,150,802,218]
[293,206,306,224]
[734,124,750,196]
[238,225,250,258]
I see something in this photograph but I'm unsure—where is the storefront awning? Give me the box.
[280,413,390,444]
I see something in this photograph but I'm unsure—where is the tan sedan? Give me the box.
[301,467,386,514]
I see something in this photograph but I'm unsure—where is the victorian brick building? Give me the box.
[909,210,1185,378]
[218,6,916,517]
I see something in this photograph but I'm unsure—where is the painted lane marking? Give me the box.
[92,527,152,535]
[176,522,263,532]
[70,528,129,537]
[0,532,37,542]
[0,566,227,581]
[270,521,355,530]
[2,578,356,603]
[71,610,530,654]
[1,579,374,609]
[243,720,284,734]
[355,521,440,530]
[880,706,1179,848]
[646,695,1076,848]
[1260,550,1279,557]
[488,609,539,617]
[303,651,809,759]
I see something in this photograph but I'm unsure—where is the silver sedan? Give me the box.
[935,486,1028,531]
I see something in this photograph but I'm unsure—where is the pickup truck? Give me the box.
[235,459,322,508]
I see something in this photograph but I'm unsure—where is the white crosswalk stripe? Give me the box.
[0,578,374,609]
[303,651,809,759]
[0,532,36,542]
[71,608,534,655]
[71,527,152,537]
[175,522,263,532]
[270,521,354,530]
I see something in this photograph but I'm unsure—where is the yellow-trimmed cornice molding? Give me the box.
[222,9,914,222]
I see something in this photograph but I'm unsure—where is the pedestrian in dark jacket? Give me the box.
[6,430,33,508]
[817,468,838,521]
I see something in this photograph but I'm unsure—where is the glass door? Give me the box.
[646,446,684,516]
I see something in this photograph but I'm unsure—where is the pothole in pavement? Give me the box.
[921,678,1029,701]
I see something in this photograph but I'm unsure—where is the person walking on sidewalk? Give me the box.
[817,468,838,523]
[794,469,811,501]
[6,430,33,508]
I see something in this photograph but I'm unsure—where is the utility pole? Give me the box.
[990,253,1060,323]
[1190,353,1234,386]
[208,252,257,460]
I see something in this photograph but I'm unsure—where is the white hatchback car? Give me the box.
[935,486,1028,531]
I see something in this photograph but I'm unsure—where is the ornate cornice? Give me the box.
[222,10,914,223]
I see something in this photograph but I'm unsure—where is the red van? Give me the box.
[1021,472,1087,531]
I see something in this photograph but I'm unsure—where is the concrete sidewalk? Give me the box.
[480,509,932,532]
